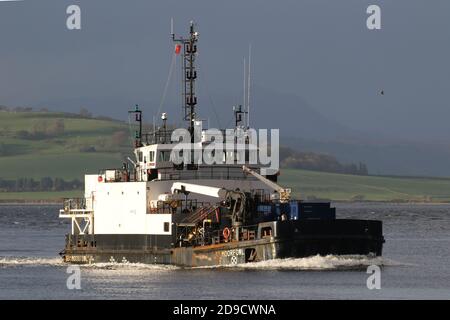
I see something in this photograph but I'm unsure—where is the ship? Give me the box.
[59,22,384,267]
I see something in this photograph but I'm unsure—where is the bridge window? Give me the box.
[158,151,171,162]
[226,151,234,162]
[261,226,272,238]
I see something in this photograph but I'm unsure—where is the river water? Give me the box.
[0,203,449,299]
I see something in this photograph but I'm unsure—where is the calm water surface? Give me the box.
[0,203,449,299]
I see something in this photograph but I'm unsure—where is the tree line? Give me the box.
[280,147,369,175]
[15,119,65,140]
[0,177,83,192]
[0,105,115,121]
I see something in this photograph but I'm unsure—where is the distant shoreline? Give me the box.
[2,167,450,205]
[0,200,62,205]
[1,199,449,206]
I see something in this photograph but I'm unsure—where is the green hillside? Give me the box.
[280,169,450,202]
[1,110,450,202]
[0,111,131,180]
[0,152,125,180]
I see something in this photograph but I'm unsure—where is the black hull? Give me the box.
[61,219,384,267]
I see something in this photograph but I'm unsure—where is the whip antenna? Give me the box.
[243,57,246,128]
[247,44,252,129]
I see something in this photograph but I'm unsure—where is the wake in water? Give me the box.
[232,255,405,271]
[0,256,178,271]
[0,256,64,267]
[0,255,405,271]
[190,255,405,271]
[80,262,179,271]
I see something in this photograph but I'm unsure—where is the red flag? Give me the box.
[175,44,181,55]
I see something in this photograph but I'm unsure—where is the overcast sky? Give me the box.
[1,0,449,143]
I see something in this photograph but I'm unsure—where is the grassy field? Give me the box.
[0,111,130,156]
[2,168,450,202]
[2,111,450,202]
[0,111,132,201]
[0,111,131,180]
[280,169,450,202]
[0,152,124,180]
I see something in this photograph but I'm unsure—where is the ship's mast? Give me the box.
[128,104,142,148]
[173,21,199,142]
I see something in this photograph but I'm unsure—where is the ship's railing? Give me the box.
[181,204,219,224]
[61,198,93,214]
[158,165,256,181]
[98,168,130,183]
[177,224,260,247]
[148,199,213,214]
[142,129,175,145]
[63,198,86,210]
[141,128,230,145]
[211,225,259,244]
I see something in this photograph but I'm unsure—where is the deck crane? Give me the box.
[171,182,227,200]
[242,166,292,203]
